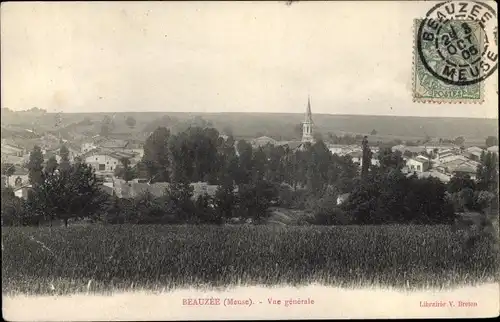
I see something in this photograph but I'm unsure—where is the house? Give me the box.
[464,146,484,161]
[98,139,130,150]
[109,179,225,200]
[336,193,350,205]
[81,142,98,153]
[44,144,80,163]
[452,165,477,180]
[487,146,498,154]
[348,151,363,165]
[1,141,25,157]
[82,148,140,174]
[1,154,26,166]
[438,157,480,177]
[406,155,430,173]
[6,166,29,188]
[391,145,426,155]
[13,184,32,200]
[423,145,456,154]
[82,150,123,174]
[411,170,451,183]
[251,136,278,148]
[328,144,360,156]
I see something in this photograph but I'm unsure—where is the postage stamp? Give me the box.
[413,1,498,104]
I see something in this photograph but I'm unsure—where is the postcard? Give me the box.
[1,1,499,320]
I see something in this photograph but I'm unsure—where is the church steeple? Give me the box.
[301,96,314,143]
[305,95,313,123]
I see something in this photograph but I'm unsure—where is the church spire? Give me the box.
[305,95,313,123]
[301,95,314,143]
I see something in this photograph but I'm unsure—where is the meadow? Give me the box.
[2,224,499,296]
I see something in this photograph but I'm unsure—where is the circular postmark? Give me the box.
[417,1,498,86]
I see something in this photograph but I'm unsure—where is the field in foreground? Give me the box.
[2,225,499,295]
[4,284,499,320]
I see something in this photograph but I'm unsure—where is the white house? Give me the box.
[83,149,138,174]
[406,155,430,173]
[81,142,98,153]
[84,151,122,174]
[14,184,32,200]
[464,146,484,161]
[487,146,498,154]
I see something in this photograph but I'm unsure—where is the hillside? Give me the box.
[1,110,498,145]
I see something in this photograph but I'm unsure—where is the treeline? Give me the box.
[1,126,498,227]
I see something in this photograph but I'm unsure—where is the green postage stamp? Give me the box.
[413,1,498,104]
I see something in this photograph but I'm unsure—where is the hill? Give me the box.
[1,110,497,145]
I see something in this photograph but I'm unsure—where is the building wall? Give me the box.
[84,154,120,173]
[406,159,429,173]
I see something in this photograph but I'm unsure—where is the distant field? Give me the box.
[1,111,497,144]
[2,224,498,296]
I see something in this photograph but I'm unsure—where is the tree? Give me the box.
[114,157,135,182]
[1,163,15,187]
[485,136,498,148]
[447,175,476,193]
[45,156,58,175]
[454,136,465,146]
[361,136,372,178]
[164,180,195,223]
[236,140,253,185]
[100,115,114,137]
[377,147,405,173]
[125,116,137,129]
[476,151,498,193]
[313,131,324,142]
[370,129,377,135]
[237,179,277,222]
[142,127,171,183]
[59,144,71,173]
[1,188,28,226]
[212,180,236,224]
[26,161,107,226]
[222,125,233,137]
[27,146,44,186]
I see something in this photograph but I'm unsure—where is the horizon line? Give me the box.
[5,109,498,120]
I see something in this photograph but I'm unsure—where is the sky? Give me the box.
[1,1,498,118]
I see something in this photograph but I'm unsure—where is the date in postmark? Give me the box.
[413,1,498,104]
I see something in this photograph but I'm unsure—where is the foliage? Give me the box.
[454,136,465,146]
[342,171,455,225]
[485,136,498,147]
[45,156,58,175]
[1,188,29,226]
[125,116,137,129]
[26,161,107,226]
[142,127,171,183]
[361,136,372,178]
[114,157,135,182]
[1,162,15,177]
[237,179,278,222]
[476,151,498,193]
[27,145,44,186]
[377,147,405,173]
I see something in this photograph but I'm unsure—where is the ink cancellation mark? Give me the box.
[413,1,498,104]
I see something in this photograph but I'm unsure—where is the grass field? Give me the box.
[2,224,499,296]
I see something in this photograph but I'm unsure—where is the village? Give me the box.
[2,99,498,201]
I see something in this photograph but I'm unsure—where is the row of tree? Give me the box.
[2,125,498,227]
